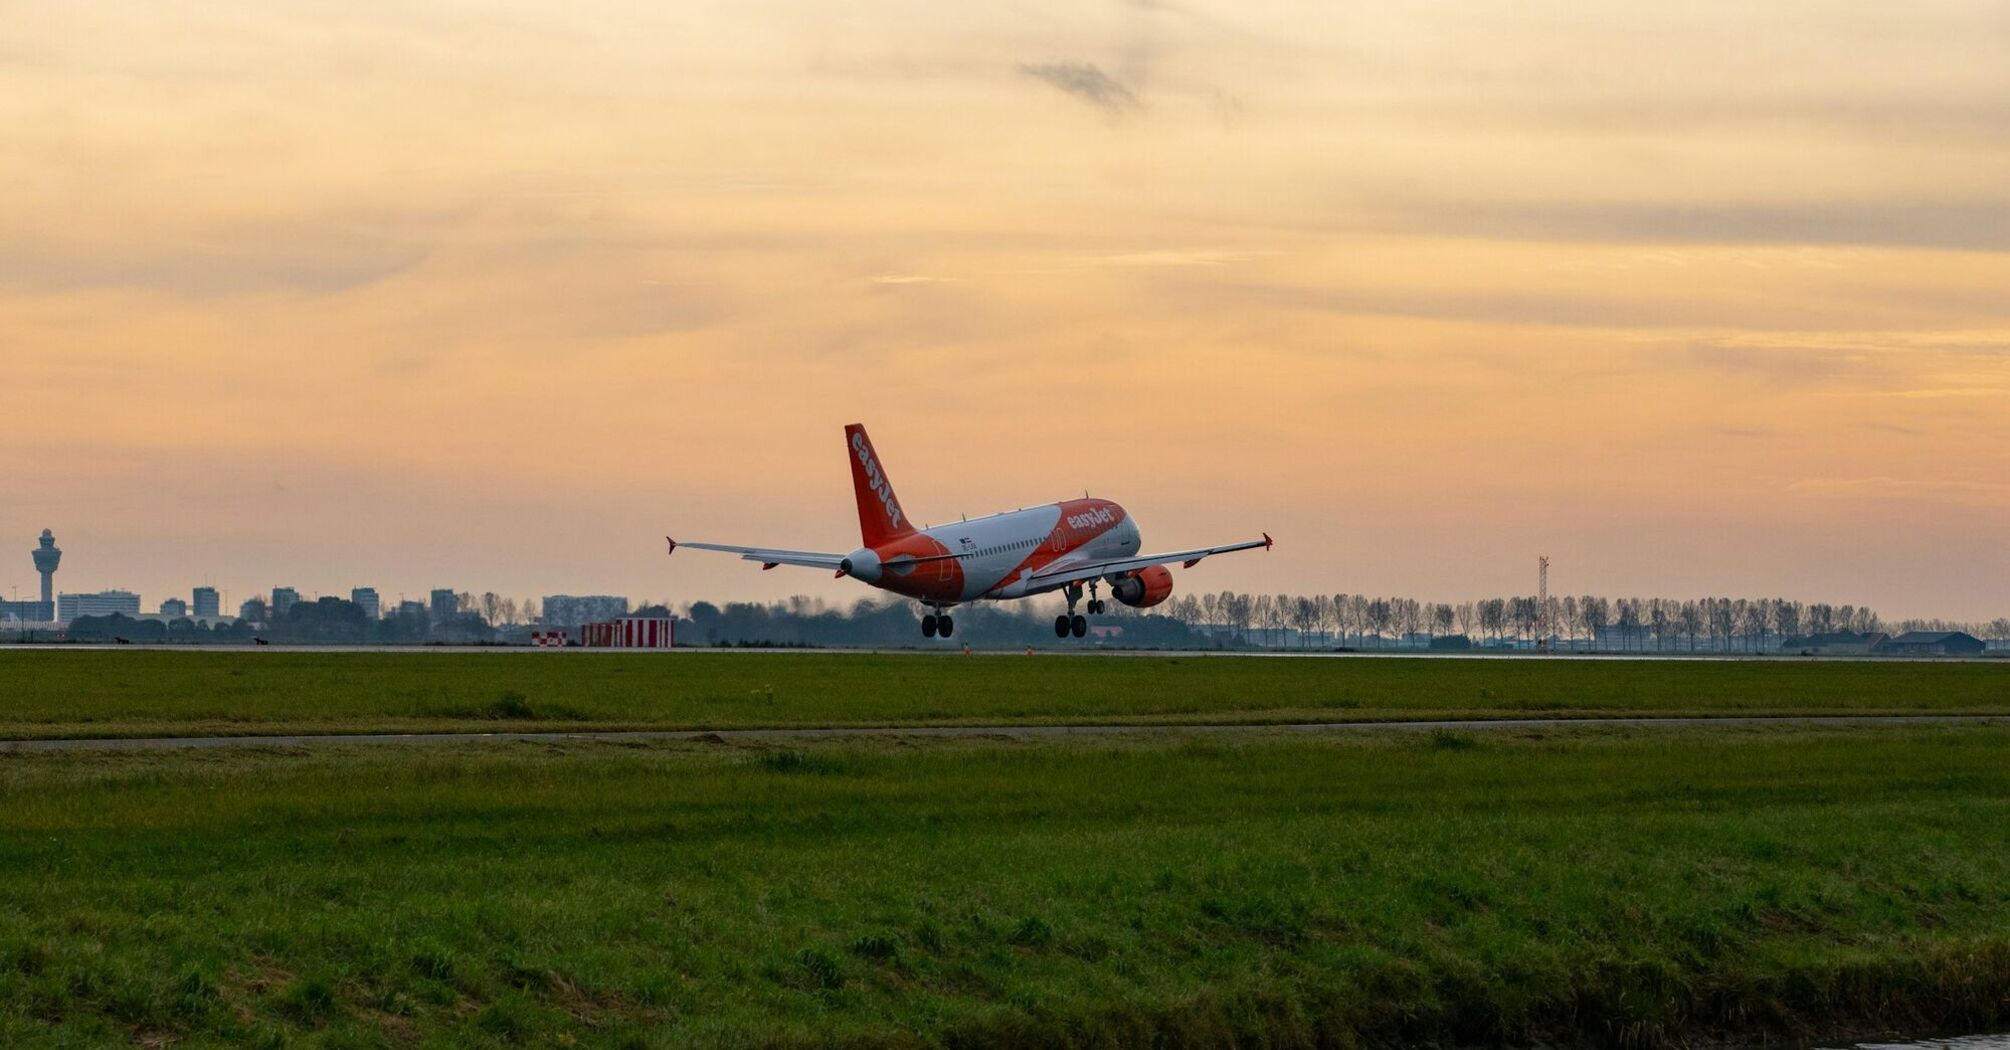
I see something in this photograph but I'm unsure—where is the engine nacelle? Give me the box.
[1111,565,1174,608]
[839,548,882,583]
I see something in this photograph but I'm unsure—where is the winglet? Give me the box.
[666,536,678,556]
[1263,532,1273,550]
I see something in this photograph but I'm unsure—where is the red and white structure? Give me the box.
[581,617,674,649]
[529,629,568,648]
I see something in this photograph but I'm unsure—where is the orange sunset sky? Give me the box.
[5,0,2008,619]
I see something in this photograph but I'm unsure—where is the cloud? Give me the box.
[1788,476,2010,508]
[1673,341,1881,385]
[0,210,458,297]
[1355,197,2010,254]
[868,274,957,285]
[1064,250,1274,268]
[1017,62,1140,114]
[1191,280,1876,333]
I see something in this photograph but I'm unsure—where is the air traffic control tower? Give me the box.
[33,529,60,607]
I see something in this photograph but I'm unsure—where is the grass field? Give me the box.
[2,726,2008,1047]
[3,650,2009,739]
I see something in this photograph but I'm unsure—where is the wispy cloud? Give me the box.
[867,274,958,285]
[1017,61,1140,114]
[1857,421,1925,436]
[1789,476,2010,508]
[1064,250,1273,268]
[1354,197,2010,253]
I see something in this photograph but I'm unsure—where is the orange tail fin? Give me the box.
[845,424,916,547]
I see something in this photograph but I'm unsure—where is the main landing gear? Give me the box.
[1053,582,1092,639]
[921,607,954,638]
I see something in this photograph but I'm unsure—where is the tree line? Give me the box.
[41,589,2009,650]
[1153,592,2009,650]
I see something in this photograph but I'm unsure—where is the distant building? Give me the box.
[239,597,268,622]
[351,587,381,621]
[1877,631,1986,656]
[58,590,141,622]
[192,586,220,618]
[1781,632,1887,656]
[430,589,458,619]
[541,594,630,626]
[271,587,301,617]
[159,597,188,618]
[0,600,54,625]
[1593,623,1656,651]
[397,599,429,619]
[579,617,674,648]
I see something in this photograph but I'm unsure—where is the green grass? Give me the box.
[1,726,2008,1047]
[2,650,2008,739]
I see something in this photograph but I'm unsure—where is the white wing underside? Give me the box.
[1029,536,1272,582]
[671,540,846,571]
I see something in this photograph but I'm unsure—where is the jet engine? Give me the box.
[1110,565,1174,608]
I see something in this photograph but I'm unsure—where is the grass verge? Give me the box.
[1,726,2007,1046]
[3,650,2009,739]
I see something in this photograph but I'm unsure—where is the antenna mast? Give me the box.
[1537,555,1551,654]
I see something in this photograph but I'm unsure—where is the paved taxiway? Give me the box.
[5,643,2003,663]
[2,714,1999,753]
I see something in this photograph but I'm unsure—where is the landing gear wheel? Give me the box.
[1087,599,1105,615]
[1070,614,1088,638]
[921,614,938,638]
[938,615,954,638]
[1054,615,1071,638]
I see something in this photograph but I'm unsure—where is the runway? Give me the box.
[2,713,1999,753]
[5,643,2002,662]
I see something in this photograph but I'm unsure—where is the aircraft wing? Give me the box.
[667,537,846,572]
[1028,533,1272,582]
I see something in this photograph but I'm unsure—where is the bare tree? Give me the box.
[1510,597,1539,645]
[1251,594,1275,646]
[1292,597,1319,648]
[1774,600,1801,642]
[1396,598,1423,647]
[1217,592,1248,643]
[1580,596,1609,649]
[1362,598,1390,647]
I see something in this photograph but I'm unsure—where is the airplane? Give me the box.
[667,424,1272,639]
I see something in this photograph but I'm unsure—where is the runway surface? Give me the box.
[2,714,1999,753]
[6,643,2004,662]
